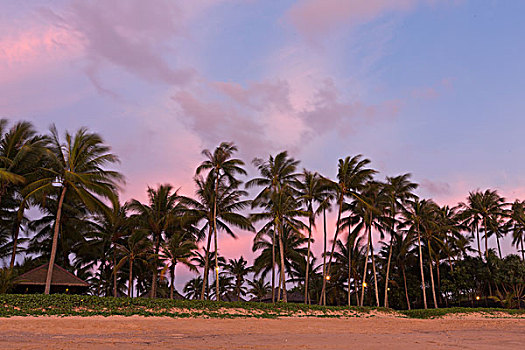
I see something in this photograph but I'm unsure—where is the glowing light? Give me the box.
[387,288,390,291]
[363,282,367,288]
[325,275,331,281]
[476,296,480,301]
[215,266,219,272]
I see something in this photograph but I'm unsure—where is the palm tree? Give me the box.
[24,126,123,294]
[0,120,50,268]
[509,200,525,260]
[129,184,183,298]
[294,170,331,304]
[247,276,271,301]
[382,174,418,307]
[159,230,198,299]
[402,198,437,309]
[196,142,246,301]
[115,230,152,297]
[252,223,308,300]
[184,276,203,300]
[183,172,253,300]
[247,151,299,302]
[355,181,386,307]
[224,257,251,300]
[321,155,375,305]
[461,190,505,259]
[251,189,307,302]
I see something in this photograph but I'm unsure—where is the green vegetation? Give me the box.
[0,118,524,310]
[0,294,522,319]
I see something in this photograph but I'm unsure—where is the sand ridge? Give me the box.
[0,315,524,349]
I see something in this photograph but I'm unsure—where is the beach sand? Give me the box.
[1,315,523,349]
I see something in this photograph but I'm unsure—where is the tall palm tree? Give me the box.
[195,142,247,301]
[294,170,331,303]
[159,230,198,299]
[382,174,418,307]
[182,172,253,300]
[247,151,299,302]
[24,126,123,294]
[321,155,375,305]
[129,184,183,298]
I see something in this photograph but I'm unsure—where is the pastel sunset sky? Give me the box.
[2,1,525,286]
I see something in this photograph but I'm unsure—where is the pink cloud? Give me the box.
[286,0,419,41]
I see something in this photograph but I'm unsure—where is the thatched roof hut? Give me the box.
[13,263,89,294]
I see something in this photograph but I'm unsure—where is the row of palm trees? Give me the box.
[1,119,524,308]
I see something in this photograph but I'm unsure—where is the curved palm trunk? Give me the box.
[370,235,380,307]
[321,208,327,305]
[475,224,482,258]
[348,238,352,307]
[9,205,26,269]
[128,258,133,298]
[401,265,410,310]
[200,226,213,300]
[170,264,176,299]
[213,173,220,301]
[383,233,394,308]
[44,186,67,295]
[360,225,371,306]
[427,242,438,308]
[272,222,276,303]
[321,197,343,305]
[113,249,118,297]
[278,220,287,302]
[417,225,428,309]
[304,211,313,304]
[496,233,502,258]
[520,234,525,261]
[151,233,161,298]
[484,217,489,258]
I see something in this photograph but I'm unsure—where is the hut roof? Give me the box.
[14,264,89,287]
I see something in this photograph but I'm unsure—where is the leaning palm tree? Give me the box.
[24,126,123,294]
[294,170,331,304]
[129,184,183,298]
[159,230,198,299]
[195,141,246,301]
[182,172,253,300]
[321,155,376,305]
[247,151,299,302]
[382,174,418,307]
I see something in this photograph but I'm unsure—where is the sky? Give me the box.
[2,0,525,288]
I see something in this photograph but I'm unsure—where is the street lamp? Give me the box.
[325,275,331,281]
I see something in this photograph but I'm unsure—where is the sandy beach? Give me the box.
[0,315,523,349]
